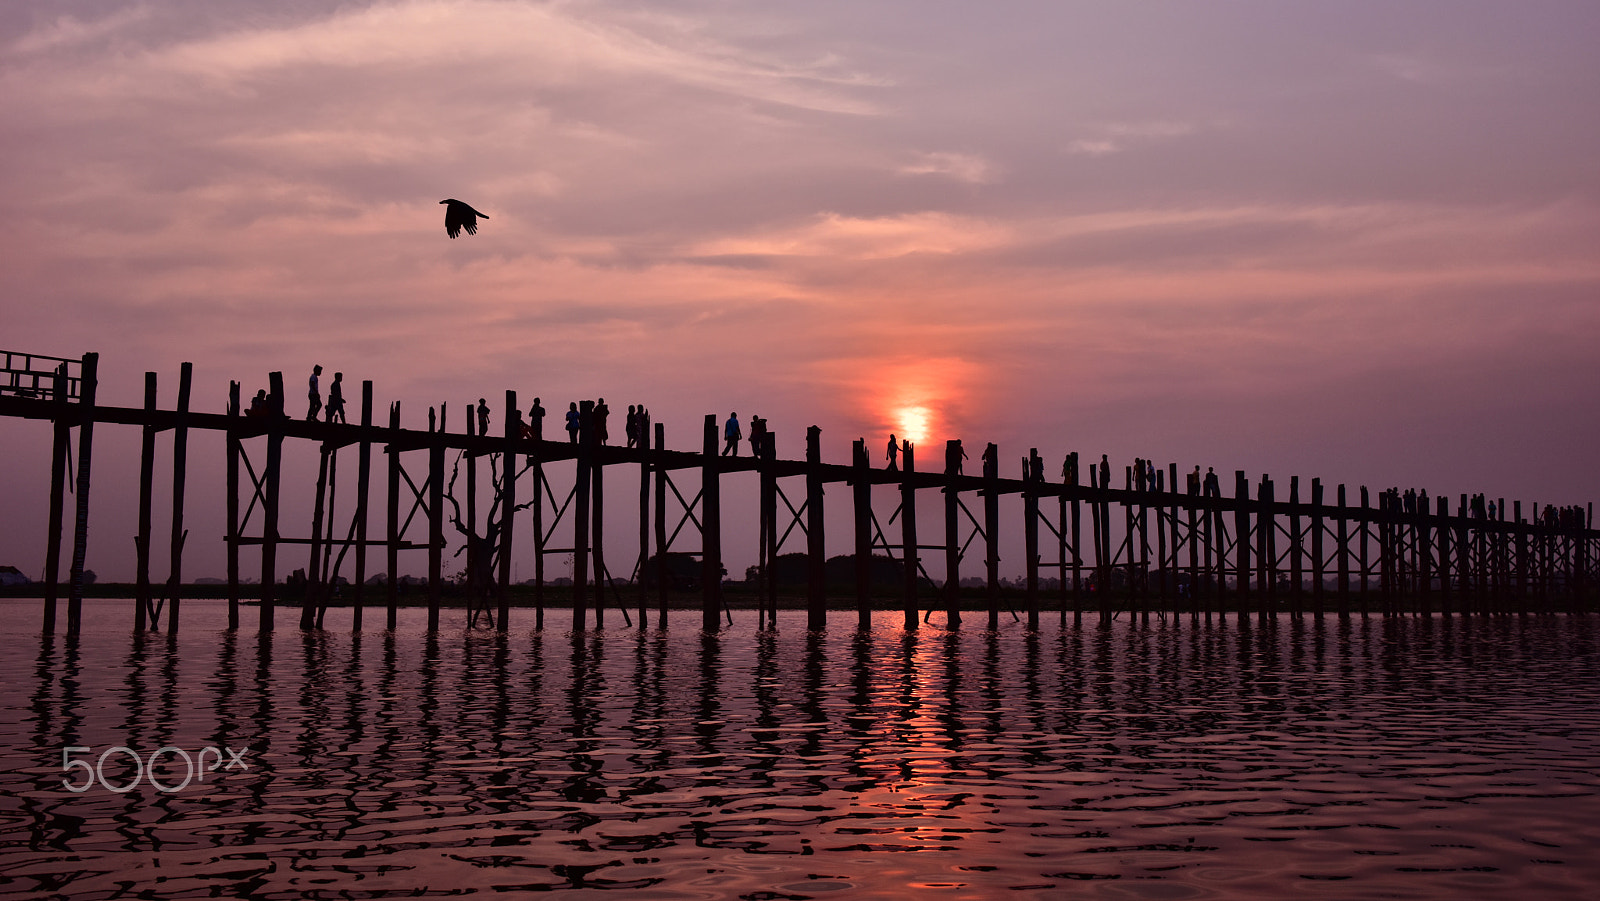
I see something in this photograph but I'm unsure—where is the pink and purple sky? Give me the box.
[2,1,1598,583]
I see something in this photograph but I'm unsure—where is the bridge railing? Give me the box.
[1,350,82,401]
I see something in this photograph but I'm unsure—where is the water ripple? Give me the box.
[2,605,1599,898]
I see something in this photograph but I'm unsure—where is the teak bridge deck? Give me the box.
[4,352,1597,636]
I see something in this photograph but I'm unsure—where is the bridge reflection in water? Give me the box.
[5,602,1600,898]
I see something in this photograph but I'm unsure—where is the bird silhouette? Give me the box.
[440,199,489,239]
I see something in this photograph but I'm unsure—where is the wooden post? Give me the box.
[1379,491,1394,617]
[163,362,192,633]
[1125,467,1139,619]
[1311,479,1324,618]
[1514,500,1527,612]
[637,408,651,629]
[1456,495,1472,616]
[901,440,919,630]
[756,432,771,628]
[1167,464,1179,617]
[352,381,373,631]
[1258,474,1274,625]
[1234,471,1250,622]
[1138,467,1151,624]
[1358,486,1371,618]
[1070,453,1083,626]
[985,443,1000,631]
[497,391,516,630]
[260,371,285,632]
[317,445,338,630]
[573,401,594,631]
[701,413,723,632]
[807,426,827,631]
[1337,484,1350,618]
[303,444,330,631]
[853,438,872,629]
[1204,475,1218,617]
[944,439,962,630]
[1186,466,1199,619]
[42,363,70,633]
[592,432,606,629]
[1419,492,1434,618]
[1090,462,1108,624]
[428,417,444,632]
[1290,476,1303,618]
[136,371,157,631]
[227,381,242,630]
[65,352,99,635]
[761,432,779,629]
[386,401,400,631]
[466,405,478,621]
[533,411,547,631]
[1491,498,1501,611]
[654,421,668,629]
[1024,448,1040,631]
[1436,495,1451,617]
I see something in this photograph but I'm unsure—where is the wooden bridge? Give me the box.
[4,351,1596,636]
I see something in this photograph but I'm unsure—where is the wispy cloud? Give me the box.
[134,1,886,115]
[691,211,1013,261]
[898,151,994,184]
[1067,120,1198,156]
[11,6,151,54]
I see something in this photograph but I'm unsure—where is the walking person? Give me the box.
[749,414,767,456]
[325,372,347,424]
[886,434,899,471]
[306,365,323,421]
[565,402,581,444]
[722,413,742,456]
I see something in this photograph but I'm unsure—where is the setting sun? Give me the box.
[895,404,932,444]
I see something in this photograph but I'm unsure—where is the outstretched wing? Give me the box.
[441,199,490,239]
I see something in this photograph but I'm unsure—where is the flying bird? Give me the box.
[440,198,489,239]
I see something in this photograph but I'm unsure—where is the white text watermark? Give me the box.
[60,745,249,793]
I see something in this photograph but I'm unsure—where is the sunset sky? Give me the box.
[2,1,1598,583]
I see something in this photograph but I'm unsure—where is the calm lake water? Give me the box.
[3,600,1599,899]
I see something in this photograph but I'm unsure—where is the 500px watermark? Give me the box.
[60,746,249,793]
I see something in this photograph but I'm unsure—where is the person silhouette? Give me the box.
[626,405,639,448]
[885,434,899,471]
[723,413,742,456]
[477,398,490,437]
[565,402,581,444]
[306,365,323,421]
[594,398,610,444]
[748,415,768,456]
[325,372,347,424]
[525,397,545,441]
[248,389,268,417]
